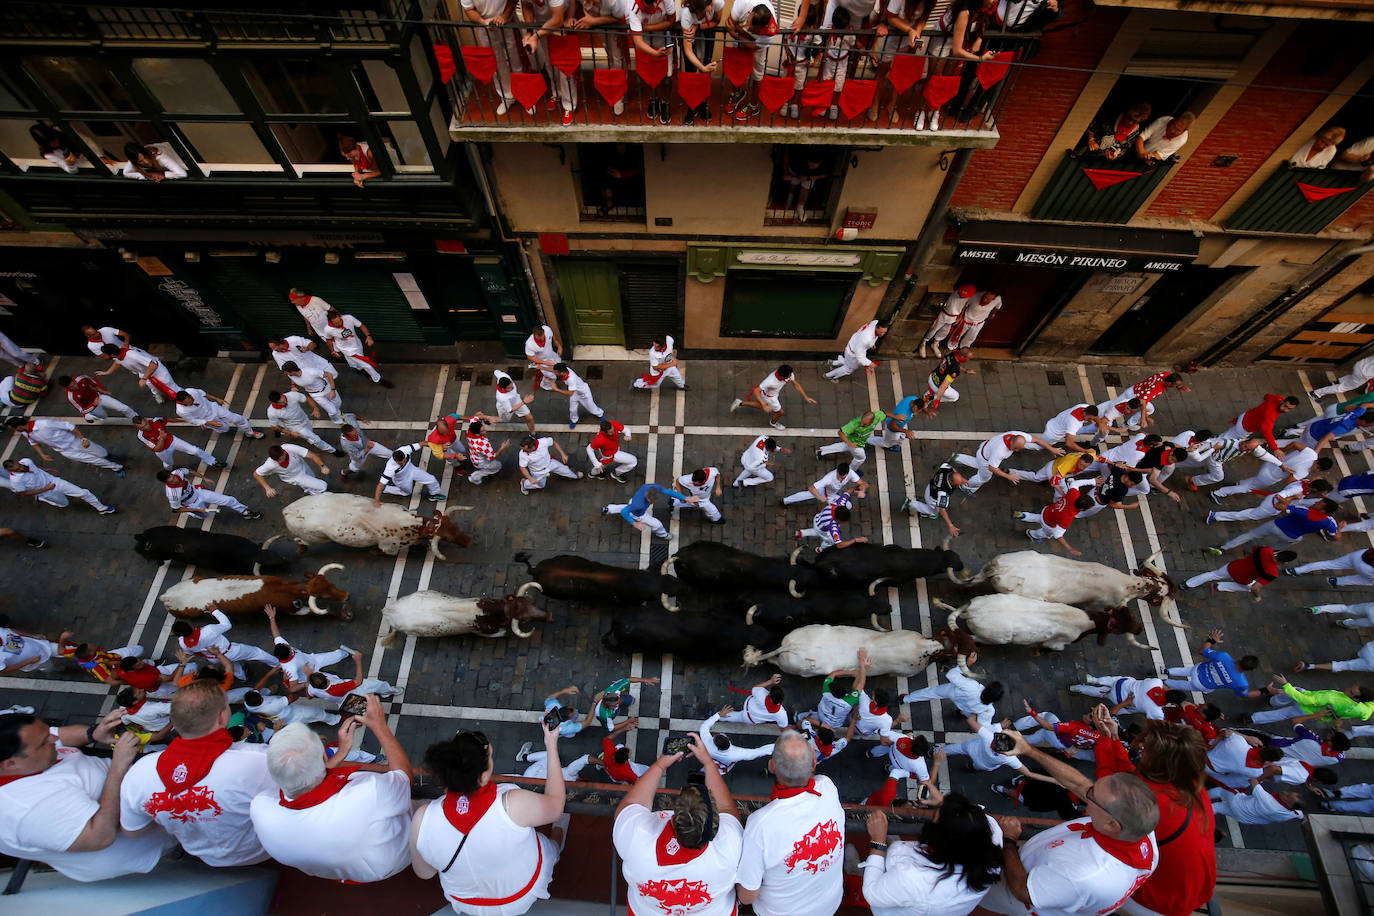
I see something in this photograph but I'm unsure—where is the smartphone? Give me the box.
[664,735,692,756]
[991,732,1016,754]
[542,707,564,731]
[338,693,369,718]
[917,783,932,802]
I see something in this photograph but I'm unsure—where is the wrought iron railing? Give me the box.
[1225,163,1374,235]
[430,21,1035,134]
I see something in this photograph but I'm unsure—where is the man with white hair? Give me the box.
[736,727,845,916]
[980,728,1161,916]
[250,697,414,883]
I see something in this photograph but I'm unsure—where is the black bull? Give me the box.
[706,589,888,632]
[665,541,821,593]
[603,608,779,660]
[789,543,966,595]
[135,527,290,575]
[514,551,688,609]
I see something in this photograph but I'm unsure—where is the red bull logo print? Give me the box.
[637,878,712,915]
[144,784,222,823]
[783,819,842,874]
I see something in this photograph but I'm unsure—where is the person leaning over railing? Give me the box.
[520,0,579,126]
[723,0,781,121]
[678,0,724,124]
[924,0,999,130]
[871,0,934,123]
[461,0,523,115]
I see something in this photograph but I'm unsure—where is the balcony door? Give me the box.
[1089,266,1243,357]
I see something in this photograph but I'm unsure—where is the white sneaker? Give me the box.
[931,340,942,356]
[770,420,787,430]
[919,343,928,358]
[915,110,927,130]
[787,103,799,119]
[613,100,625,116]
[495,101,509,116]
[730,398,742,412]
[929,110,941,130]
[827,104,838,120]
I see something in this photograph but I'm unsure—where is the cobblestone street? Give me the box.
[3,349,1370,860]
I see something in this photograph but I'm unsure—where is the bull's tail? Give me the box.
[380,625,401,649]
[741,645,782,669]
[1158,600,1190,630]
[513,551,535,571]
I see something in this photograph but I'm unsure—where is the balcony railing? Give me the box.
[1225,163,1374,235]
[431,21,1035,140]
[1031,152,1178,224]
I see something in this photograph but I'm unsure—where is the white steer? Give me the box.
[742,624,947,677]
[282,493,472,559]
[379,590,551,646]
[936,595,1156,657]
[958,550,1182,623]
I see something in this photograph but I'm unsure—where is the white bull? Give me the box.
[742,624,947,677]
[958,550,1183,625]
[379,590,552,647]
[282,493,472,559]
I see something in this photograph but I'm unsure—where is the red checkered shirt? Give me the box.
[467,432,496,463]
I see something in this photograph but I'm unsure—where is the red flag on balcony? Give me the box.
[888,51,924,93]
[461,46,497,85]
[839,79,875,120]
[434,44,457,84]
[677,72,710,110]
[922,74,960,110]
[637,51,669,88]
[802,79,835,113]
[510,73,547,111]
[758,75,792,113]
[594,69,629,109]
[1081,168,1144,190]
[547,34,583,76]
[976,51,1016,89]
[1296,181,1355,203]
[723,46,756,87]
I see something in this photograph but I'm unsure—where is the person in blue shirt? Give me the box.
[1334,472,1374,504]
[1211,497,1343,553]
[602,481,698,539]
[1286,406,1373,452]
[1164,629,1263,699]
[874,393,932,451]
[541,685,597,739]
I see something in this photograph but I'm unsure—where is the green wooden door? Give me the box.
[556,260,625,347]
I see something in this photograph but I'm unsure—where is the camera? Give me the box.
[337,693,369,718]
[542,707,564,731]
[991,732,1016,754]
[663,735,693,756]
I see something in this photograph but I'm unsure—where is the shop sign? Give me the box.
[955,245,1189,272]
[737,251,863,267]
[842,210,878,230]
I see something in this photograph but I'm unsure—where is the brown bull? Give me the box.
[160,563,351,620]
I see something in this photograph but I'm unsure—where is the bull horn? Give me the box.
[1159,601,1190,630]
[940,536,951,551]
[870,613,889,632]
[446,506,474,515]
[788,579,805,599]
[510,618,533,639]
[745,605,758,626]
[660,593,680,612]
[294,538,309,555]
[931,598,958,613]
[380,627,400,649]
[956,653,981,678]
[946,567,964,583]
[868,579,883,597]
[1126,633,1157,651]
[261,535,284,550]
[661,556,677,576]
[317,562,344,577]
[308,595,326,615]
[1142,550,1164,573]
[788,546,803,566]
[516,581,543,598]
[252,562,261,576]
[430,536,446,561]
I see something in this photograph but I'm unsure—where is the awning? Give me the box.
[956,220,1200,272]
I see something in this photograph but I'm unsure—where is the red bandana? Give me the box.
[763,697,781,714]
[656,819,709,865]
[1244,748,1267,769]
[124,698,146,714]
[770,779,822,800]
[277,453,291,467]
[156,730,233,795]
[869,702,887,717]
[1067,821,1154,868]
[895,737,914,758]
[442,781,500,833]
[182,629,200,649]
[279,766,360,809]
[814,740,834,758]
[1146,687,1167,707]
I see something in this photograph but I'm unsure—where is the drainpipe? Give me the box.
[880,147,974,325]
[465,143,546,324]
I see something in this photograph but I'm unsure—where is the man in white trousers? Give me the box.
[816,410,886,469]
[374,443,443,505]
[678,466,724,523]
[553,362,604,429]
[519,434,581,494]
[337,423,390,481]
[134,415,218,470]
[281,361,345,424]
[0,328,36,370]
[955,431,1059,494]
[1207,479,1332,525]
[255,444,329,498]
[322,310,392,387]
[494,369,536,434]
[59,374,137,424]
[95,342,180,402]
[633,335,688,390]
[1284,547,1374,588]
[267,336,335,380]
[919,285,973,357]
[699,707,776,774]
[586,418,636,482]
[949,290,1002,349]
[174,388,262,439]
[524,323,562,395]
[733,435,784,488]
[824,319,887,381]
[6,417,124,475]
[1306,601,1374,628]
[159,468,260,520]
[4,458,115,513]
[171,609,279,681]
[242,690,340,727]
[1211,442,1322,501]
[781,461,867,505]
[1312,355,1374,401]
[1186,434,1283,490]
[266,390,344,456]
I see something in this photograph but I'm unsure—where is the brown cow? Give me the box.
[159,564,351,620]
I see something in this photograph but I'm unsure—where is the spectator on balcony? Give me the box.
[781,148,828,223]
[1290,126,1347,170]
[679,0,724,124]
[724,0,781,122]
[461,0,523,117]
[338,134,381,188]
[628,0,679,125]
[817,8,859,121]
[923,0,999,130]
[120,142,187,182]
[571,0,656,118]
[29,122,88,174]
[1335,133,1374,182]
[1139,111,1195,165]
[872,0,934,123]
[1075,100,1152,161]
[782,0,823,121]
[522,0,579,127]
[996,0,1059,31]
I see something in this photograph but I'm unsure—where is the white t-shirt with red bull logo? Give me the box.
[736,775,844,916]
[613,804,744,916]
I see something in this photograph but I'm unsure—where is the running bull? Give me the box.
[709,590,888,632]
[957,549,1182,622]
[741,623,959,677]
[134,527,291,575]
[514,551,688,610]
[380,590,550,646]
[788,542,965,596]
[160,563,350,620]
[283,492,472,559]
[602,608,778,661]
[666,541,820,593]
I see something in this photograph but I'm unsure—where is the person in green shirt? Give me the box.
[817,410,887,469]
[593,675,660,729]
[1246,673,1374,726]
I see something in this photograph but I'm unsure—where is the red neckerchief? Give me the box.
[1067,821,1154,868]
[1320,741,1340,759]
[442,781,500,833]
[760,14,777,34]
[1244,748,1266,769]
[277,453,291,467]
[124,698,146,714]
[656,819,709,865]
[895,737,914,758]
[1071,406,1086,421]
[156,730,233,795]
[1146,687,1167,707]
[763,697,782,714]
[770,779,821,800]
[280,766,360,809]
[182,628,201,649]
[868,702,887,717]
[814,739,834,758]
[344,432,360,442]
[117,344,131,361]
[323,679,358,697]
[1113,117,1136,143]
[1002,433,1019,449]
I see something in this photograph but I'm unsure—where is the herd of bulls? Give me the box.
[133,495,1187,680]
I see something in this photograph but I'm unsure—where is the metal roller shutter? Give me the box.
[618,263,680,350]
